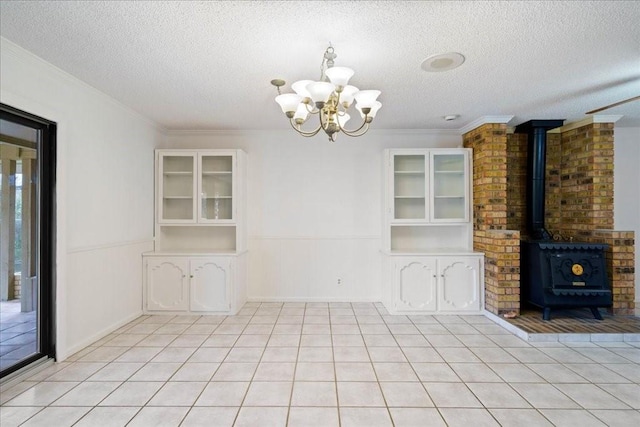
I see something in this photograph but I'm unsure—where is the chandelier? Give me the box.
[271,44,382,142]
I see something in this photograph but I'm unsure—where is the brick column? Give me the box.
[463,123,521,315]
[559,123,614,237]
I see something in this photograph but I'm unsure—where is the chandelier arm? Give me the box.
[304,102,319,115]
[340,122,371,137]
[338,117,371,136]
[288,117,322,137]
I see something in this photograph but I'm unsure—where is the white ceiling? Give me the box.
[1,1,639,131]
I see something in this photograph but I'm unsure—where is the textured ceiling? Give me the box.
[1,1,639,131]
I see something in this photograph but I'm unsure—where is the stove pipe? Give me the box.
[514,120,564,240]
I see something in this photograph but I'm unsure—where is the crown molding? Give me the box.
[592,114,623,123]
[548,115,624,133]
[165,128,461,137]
[458,115,515,135]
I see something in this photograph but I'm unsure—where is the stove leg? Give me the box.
[590,307,603,320]
[543,307,551,321]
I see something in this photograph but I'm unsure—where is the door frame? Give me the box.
[0,103,56,378]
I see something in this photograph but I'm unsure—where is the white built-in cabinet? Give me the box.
[382,149,484,314]
[390,256,481,313]
[143,149,247,315]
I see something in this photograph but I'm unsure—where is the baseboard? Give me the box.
[246,297,381,303]
[58,310,143,361]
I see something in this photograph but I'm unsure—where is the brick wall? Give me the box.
[545,133,563,234]
[559,123,615,236]
[506,132,527,233]
[581,230,635,315]
[463,123,521,315]
[474,230,521,314]
[507,132,563,238]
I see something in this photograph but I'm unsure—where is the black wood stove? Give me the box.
[515,120,612,321]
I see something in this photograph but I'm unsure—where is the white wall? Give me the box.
[165,129,461,301]
[613,126,640,308]
[1,37,164,360]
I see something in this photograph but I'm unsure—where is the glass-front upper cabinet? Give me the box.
[158,151,236,224]
[392,153,428,221]
[198,153,234,222]
[389,149,469,224]
[159,152,197,223]
[429,150,469,222]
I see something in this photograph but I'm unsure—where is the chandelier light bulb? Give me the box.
[325,66,355,89]
[293,103,310,123]
[339,85,359,108]
[338,113,351,127]
[275,93,302,116]
[354,90,381,109]
[357,101,382,119]
[306,81,336,105]
[292,80,314,100]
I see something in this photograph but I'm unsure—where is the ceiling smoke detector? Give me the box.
[421,52,465,72]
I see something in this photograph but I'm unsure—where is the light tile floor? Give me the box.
[1,302,639,426]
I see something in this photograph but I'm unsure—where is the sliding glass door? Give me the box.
[0,104,56,378]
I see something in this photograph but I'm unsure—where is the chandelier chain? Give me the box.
[320,43,336,81]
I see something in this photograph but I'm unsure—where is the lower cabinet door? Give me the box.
[146,258,189,311]
[190,258,231,312]
[394,257,438,311]
[438,256,480,311]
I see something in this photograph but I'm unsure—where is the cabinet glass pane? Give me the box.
[433,154,464,172]
[201,155,233,220]
[433,198,465,219]
[394,155,426,220]
[394,198,426,219]
[163,156,194,220]
[432,153,465,220]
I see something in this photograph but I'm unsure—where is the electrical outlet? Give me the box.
[337,278,342,285]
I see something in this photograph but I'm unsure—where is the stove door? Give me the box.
[547,252,608,292]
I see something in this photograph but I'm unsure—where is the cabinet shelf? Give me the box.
[394,171,425,175]
[164,171,193,176]
[395,196,426,199]
[202,171,232,175]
